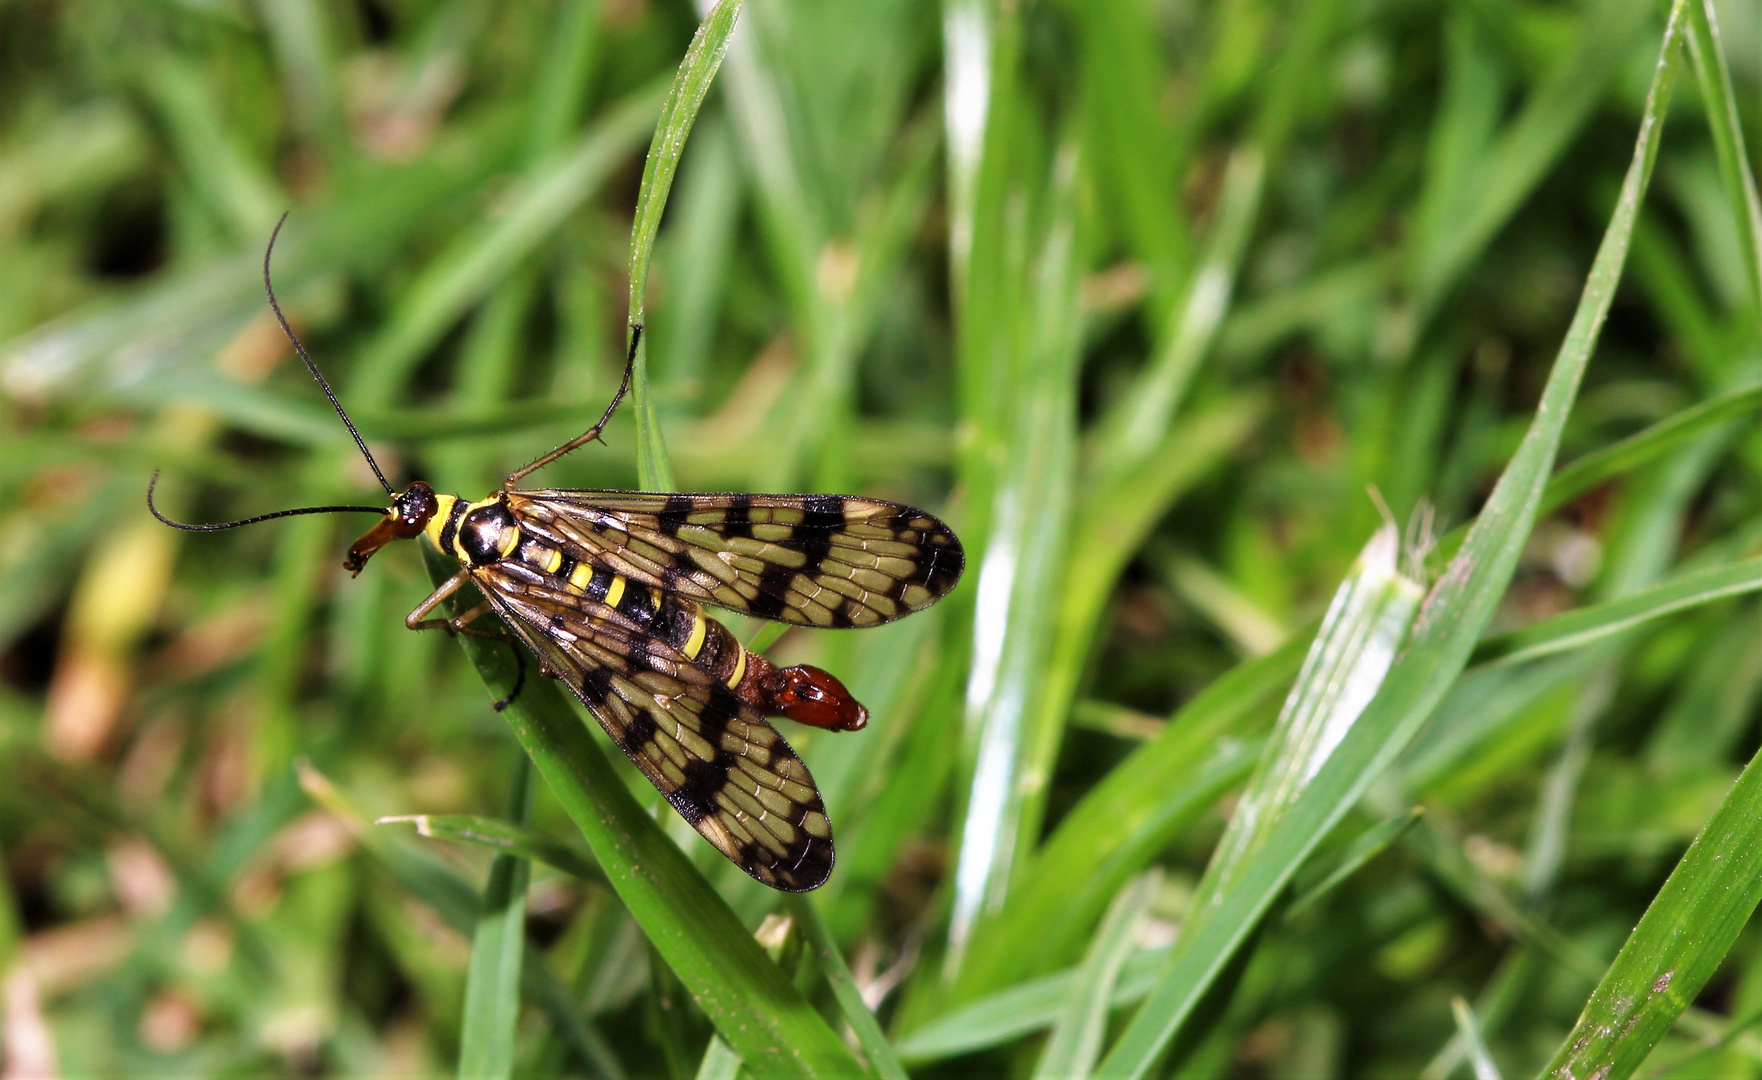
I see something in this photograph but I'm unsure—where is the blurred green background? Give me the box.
[1,0,1760,1076]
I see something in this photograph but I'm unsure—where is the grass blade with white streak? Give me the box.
[946,632,1304,998]
[1096,7,1683,1071]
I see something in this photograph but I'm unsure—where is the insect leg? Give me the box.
[503,324,640,490]
[406,571,472,630]
[404,574,530,710]
[492,644,526,712]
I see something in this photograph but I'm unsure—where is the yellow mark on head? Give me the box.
[683,609,708,659]
[726,646,747,689]
[424,494,458,550]
[603,575,626,610]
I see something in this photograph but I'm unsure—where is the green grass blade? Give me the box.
[421,549,863,1077]
[1034,872,1159,1080]
[1284,808,1423,920]
[1177,524,1422,922]
[1409,0,1656,327]
[257,0,345,157]
[1093,145,1265,478]
[1539,741,1762,1080]
[1453,997,1505,1080]
[1541,381,1762,513]
[1011,396,1264,907]
[1684,0,1762,314]
[378,814,604,884]
[694,1037,745,1080]
[1096,7,1684,1071]
[458,755,534,1080]
[298,763,623,1075]
[626,0,742,492]
[788,895,907,1080]
[525,0,603,163]
[136,51,284,242]
[899,947,1173,1063]
[1474,556,1762,667]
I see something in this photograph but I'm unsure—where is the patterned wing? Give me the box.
[473,564,834,892]
[509,490,964,629]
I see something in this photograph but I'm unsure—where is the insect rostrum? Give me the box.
[150,218,964,893]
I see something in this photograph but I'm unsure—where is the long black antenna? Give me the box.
[147,471,383,532]
[264,213,394,496]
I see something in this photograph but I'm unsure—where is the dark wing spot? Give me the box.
[801,494,846,529]
[579,666,613,707]
[795,495,843,575]
[622,706,659,756]
[667,751,731,825]
[658,495,695,536]
[750,562,793,620]
[723,495,754,539]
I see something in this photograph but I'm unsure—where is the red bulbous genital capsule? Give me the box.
[766,665,869,731]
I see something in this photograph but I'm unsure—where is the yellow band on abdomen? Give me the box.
[725,646,747,689]
[683,609,707,659]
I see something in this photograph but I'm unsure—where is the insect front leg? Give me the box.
[406,570,471,632]
[405,571,529,710]
[407,576,509,639]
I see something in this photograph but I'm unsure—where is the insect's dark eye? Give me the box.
[459,504,518,565]
[391,481,438,539]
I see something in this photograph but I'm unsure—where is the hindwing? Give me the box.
[472,562,834,892]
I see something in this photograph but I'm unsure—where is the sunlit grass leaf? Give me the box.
[897,946,1172,1064]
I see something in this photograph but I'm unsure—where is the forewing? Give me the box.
[510,490,964,628]
[473,565,834,892]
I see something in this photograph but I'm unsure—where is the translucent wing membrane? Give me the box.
[509,490,965,629]
[477,563,835,891]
